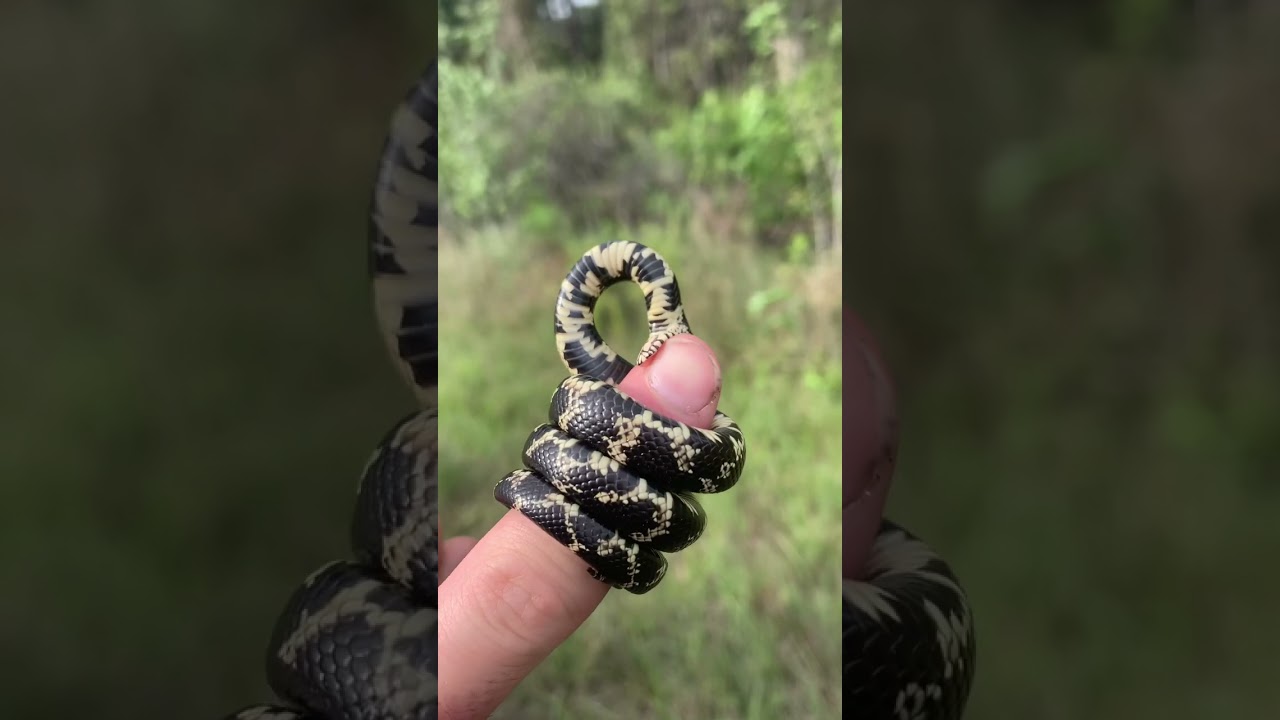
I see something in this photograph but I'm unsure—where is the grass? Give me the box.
[438,227,843,719]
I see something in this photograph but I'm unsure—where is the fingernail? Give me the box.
[647,335,721,415]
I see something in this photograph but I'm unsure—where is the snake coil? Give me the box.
[494,241,747,593]
[225,61,439,720]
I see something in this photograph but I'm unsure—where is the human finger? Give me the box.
[437,334,723,720]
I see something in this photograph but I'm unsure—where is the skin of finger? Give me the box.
[437,337,722,720]
[843,307,897,579]
[618,334,720,428]
[438,512,610,720]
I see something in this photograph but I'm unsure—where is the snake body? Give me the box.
[220,59,975,720]
[226,62,439,720]
[496,241,747,594]
[844,522,976,717]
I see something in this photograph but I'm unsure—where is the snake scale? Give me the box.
[221,59,976,719]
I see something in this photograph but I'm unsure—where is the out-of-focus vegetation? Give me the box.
[1,2,429,717]
[845,2,1280,718]
[438,1,842,718]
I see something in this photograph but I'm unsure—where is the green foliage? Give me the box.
[440,65,662,234]
[655,84,810,236]
[436,0,840,249]
[743,1,786,56]
[439,0,499,67]
[436,58,509,222]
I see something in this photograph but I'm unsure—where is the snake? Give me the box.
[844,522,977,717]
[224,60,439,720]
[495,240,748,594]
[217,58,975,720]
[502,242,977,715]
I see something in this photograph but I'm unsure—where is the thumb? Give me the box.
[617,334,722,429]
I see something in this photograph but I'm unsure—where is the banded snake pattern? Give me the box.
[844,522,976,717]
[219,58,976,720]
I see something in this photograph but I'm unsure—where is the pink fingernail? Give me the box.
[647,335,721,415]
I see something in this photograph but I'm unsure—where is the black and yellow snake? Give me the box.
[496,241,748,594]
[222,59,976,719]
[844,522,976,716]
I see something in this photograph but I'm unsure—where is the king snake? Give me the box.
[844,522,976,716]
[510,239,976,715]
[495,240,748,593]
[221,60,976,719]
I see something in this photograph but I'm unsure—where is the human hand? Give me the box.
[437,334,724,720]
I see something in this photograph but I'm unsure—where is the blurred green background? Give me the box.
[438,0,841,718]
[1,2,431,718]
[3,0,1278,719]
[844,2,1280,719]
